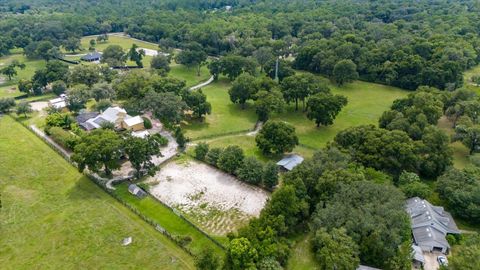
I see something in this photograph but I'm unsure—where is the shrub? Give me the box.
[177,235,192,247]
[237,157,264,185]
[151,133,168,146]
[446,234,457,246]
[51,80,67,95]
[400,181,432,199]
[263,162,279,189]
[94,99,112,112]
[48,126,79,150]
[142,117,152,129]
[0,98,15,113]
[218,145,245,174]
[194,142,209,161]
[175,127,188,148]
[205,147,223,166]
[45,112,72,129]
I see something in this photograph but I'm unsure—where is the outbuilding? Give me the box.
[122,115,145,131]
[128,184,147,199]
[276,154,304,171]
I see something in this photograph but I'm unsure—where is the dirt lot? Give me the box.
[423,251,445,270]
[146,159,270,235]
[30,101,49,112]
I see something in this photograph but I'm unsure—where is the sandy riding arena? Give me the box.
[146,159,270,235]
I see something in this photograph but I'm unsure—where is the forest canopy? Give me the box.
[1,0,480,90]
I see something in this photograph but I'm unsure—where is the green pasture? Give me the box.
[0,50,46,98]
[185,76,408,158]
[0,116,194,269]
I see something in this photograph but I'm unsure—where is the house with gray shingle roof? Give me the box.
[405,197,460,253]
[81,51,102,62]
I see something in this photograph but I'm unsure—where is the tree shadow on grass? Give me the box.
[66,176,105,201]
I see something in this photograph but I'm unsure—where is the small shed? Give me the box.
[81,51,102,62]
[128,184,147,199]
[276,154,304,171]
[122,115,145,131]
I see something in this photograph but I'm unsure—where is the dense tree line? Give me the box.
[224,147,410,269]
[2,1,480,90]
[194,143,279,189]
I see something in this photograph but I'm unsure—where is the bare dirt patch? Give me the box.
[30,102,49,112]
[146,159,270,235]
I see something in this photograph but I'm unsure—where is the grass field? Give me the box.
[183,78,258,139]
[185,76,408,160]
[0,116,194,269]
[437,116,471,169]
[0,49,46,98]
[288,234,319,270]
[80,35,159,52]
[463,64,480,94]
[113,182,225,256]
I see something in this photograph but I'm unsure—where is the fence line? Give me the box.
[143,186,226,250]
[11,116,223,255]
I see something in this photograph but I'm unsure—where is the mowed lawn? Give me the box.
[80,34,159,52]
[463,64,480,95]
[437,116,471,169]
[183,78,258,139]
[0,50,46,98]
[187,76,408,159]
[275,80,408,149]
[0,116,194,269]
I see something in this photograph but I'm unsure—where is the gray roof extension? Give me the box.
[76,112,99,124]
[412,244,425,263]
[276,154,304,171]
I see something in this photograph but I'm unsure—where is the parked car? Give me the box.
[437,255,448,266]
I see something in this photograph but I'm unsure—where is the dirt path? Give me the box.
[189,76,215,91]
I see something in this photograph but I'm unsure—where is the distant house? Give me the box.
[276,154,304,171]
[128,184,147,199]
[48,96,68,111]
[81,51,102,62]
[406,197,460,254]
[81,106,144,131]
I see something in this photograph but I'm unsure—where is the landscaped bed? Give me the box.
[145,158,270,235]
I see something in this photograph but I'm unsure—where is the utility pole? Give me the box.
[274,56,279,82]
